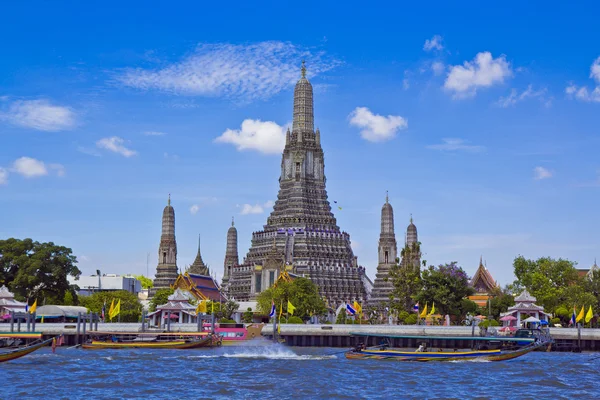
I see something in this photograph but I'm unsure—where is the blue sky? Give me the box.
[1,1,599,286]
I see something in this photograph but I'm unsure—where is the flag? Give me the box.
[109,299,121,320]
[41,315,44,323]
[576,305,585,323]
[413,303,419,312]
[569,307,576,326]
[277,301,283,334]
[419,303,428,318]
[108,299,115,320]
[29,299,37,314]
[585,305,594,323]
[196,300,207,314]
[287,300,296,315]
[212,300,214,314]
[428,302,435,316]
[269,300,276,318]
[57,334,64,347]
[346,302,356,315]
[353,301,362,314]
[101,302,106,321]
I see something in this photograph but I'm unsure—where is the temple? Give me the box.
[227,62,368,306]
[147,288,198,327]
[150,195,178,297]
[500,290,550,327]
[468,256,499,307]
[399,215,421,270]
[172,272,226,302]
[188,234,209,276]
[369,192,398,307]
[0,286,26,316]
[577,259,599,279]
[221,218,239,291]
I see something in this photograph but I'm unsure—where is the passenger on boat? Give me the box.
[355,343,366,352]
[379,340,389,350]
[415,343,426,352]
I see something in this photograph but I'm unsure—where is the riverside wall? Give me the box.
[1,323,599,351]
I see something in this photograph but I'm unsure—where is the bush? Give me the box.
[551,317,562,326]
[404,314,417,325]
[398,311,409,323]
[219,318,235,323]
[288,316,303,324]
[479,319,500,328]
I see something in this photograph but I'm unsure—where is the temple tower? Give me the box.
[400,215,421,270]
[222,217,239,289]
[369,192,398,307]
[150,195,179,296]
[188,234,210,276]
[227,62,367,305]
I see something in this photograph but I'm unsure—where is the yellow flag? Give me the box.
[287,300,296,315]
[108,299,115,319]
[419,303,428,318]
[428,302,435,316]
[110,299,121,320]
[29,299,37,314]
[196,300,207,314]
[585,305,594,323]
[576,305,585,323]
[353,301,362,314]
[211,301,214,314]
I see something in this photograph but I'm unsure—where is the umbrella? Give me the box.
[162,313,179,319]
[523,316,540,323]
[499,315,517,321]
[539,320,549,325]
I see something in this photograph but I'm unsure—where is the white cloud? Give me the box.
[423,35,444,52]
[591,56,600,83]
[533,166,552,180]
[116,41,340,100]
[190,204,200,215]
[1,99,76,131]
[565,56,600,103]
[431,61,445,76]
[0,168,8,185]
[496,85,549,108]
[12,157,48,178]
[239,200,273,215]
[49,163,66,177]
[348,107,408,143]
[96,137,137,157]
[444,52,512,98]
[426,138,485,153]
[215,119,286,154]
[144,131,167,136]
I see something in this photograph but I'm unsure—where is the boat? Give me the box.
[201,322,264,345]
[0,337,54,363]
[82,332,221,349]
[345,332,551,362]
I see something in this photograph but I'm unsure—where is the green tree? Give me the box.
[242,307,254,323]
[0,238,81,303]
[79,290,142,322]
[256,277,327,319]
[404,313,417,325]
[222,300,239,320]
[415,263,475,318]
[149,288,174,312]
[512,256,581,311]
[488,292,515,320]
[133,275,154,289]
[336,310,348,324]
[387,249,422,313]
[288,316,303,324]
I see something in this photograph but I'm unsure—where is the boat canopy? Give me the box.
[349,332,535,343]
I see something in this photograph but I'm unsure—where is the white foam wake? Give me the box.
[187,346,335,361]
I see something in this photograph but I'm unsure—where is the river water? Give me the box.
[1,341,598,399]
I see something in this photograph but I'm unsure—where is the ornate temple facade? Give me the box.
[221,218,239,290]
[369,193,398,307]
[187,235,210,276]
[468,257,498,307]
[400,215,421,270]
[227,63,368,305]
[150,195,179,297]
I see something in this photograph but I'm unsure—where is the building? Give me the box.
[68,274,142,296]
[227,62,368,306]
[147,289,198,327]
[468,257,499,307]
[187,235,210,276]
[221,218,239,291]
[500,290,551,327]
[150,195,178,297]
[369,193,398,308]
[577,259,599,279]
[0,286,26,317]
[399,215,421,270]
[172,272,226,302]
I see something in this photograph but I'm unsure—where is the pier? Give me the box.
[2,323,600,351]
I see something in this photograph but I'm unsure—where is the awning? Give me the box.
[163,313,179,319]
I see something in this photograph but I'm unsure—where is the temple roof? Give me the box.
[0,285,14,299]
[172,272,226,302]
[514,289,536,303]
[188,234,209,276]
[470,257,498,293]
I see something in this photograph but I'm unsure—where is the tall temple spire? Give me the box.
[150,196,178,297]
[189,233,209,276]
[370,193,398,307]
[222,217,239,289]
[292,61,314,135]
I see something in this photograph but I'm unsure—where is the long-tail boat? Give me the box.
[345,332,551,362]
[0,337,54,363]
[82,331,222,349]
